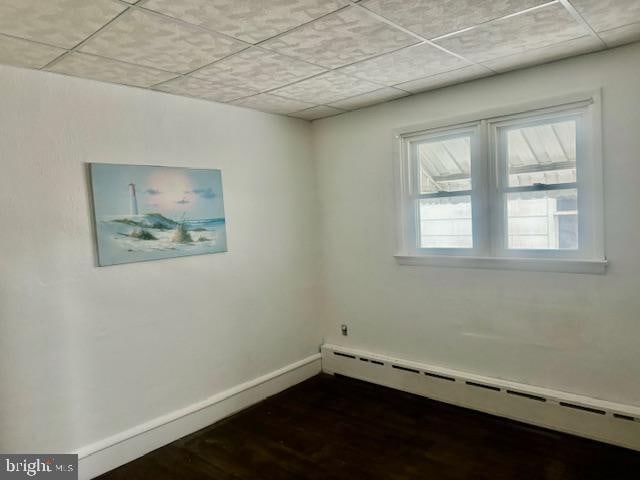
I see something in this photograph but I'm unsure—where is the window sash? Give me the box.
[502,182,577,194]
[408,125,483,255]
[491,111,587,258]
[418,190,472,199]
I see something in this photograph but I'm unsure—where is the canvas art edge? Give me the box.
[87,162,228,267]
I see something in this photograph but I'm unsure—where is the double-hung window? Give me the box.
[411,124,479,251]
[395,93,605,273]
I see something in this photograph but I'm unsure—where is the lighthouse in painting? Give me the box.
[128,182,139,215]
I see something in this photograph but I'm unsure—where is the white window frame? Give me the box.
[393,91,606,274]
[404,122,483,257]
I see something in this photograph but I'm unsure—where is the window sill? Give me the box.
[394,254,607,274]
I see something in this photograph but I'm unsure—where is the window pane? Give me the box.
[507,189,578,250]
[418,135,471,193]
[419,196,472,248]
[506,119,576,187]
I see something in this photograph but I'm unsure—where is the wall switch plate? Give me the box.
[341,324,348,336]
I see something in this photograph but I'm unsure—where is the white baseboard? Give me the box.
[78,353,321,480]
[321,344,640,451]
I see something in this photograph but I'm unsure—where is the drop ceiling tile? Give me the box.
[191,47,325,91]
[269,71,381,104]
[290,106,345,120]
[47,52,178,87]
[79,9,247,74]
[153,76,257,103]
[569,0,640,33]
[482,36,603,72]
[0,0,126,49]
[328,87,408,110]
[338,43,469,86]
[435,3,589,63]
[231,93,314,114]
[143,0,349,44]
[0,34,66,69]
[361,0,548,39]
[261,6,419,69]
[598,23,640,48]
[394,65,490,93]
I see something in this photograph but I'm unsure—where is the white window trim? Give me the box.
[393,90,606,274]
[403,122,482,257]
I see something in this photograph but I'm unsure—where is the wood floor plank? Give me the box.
[97,374,640,480]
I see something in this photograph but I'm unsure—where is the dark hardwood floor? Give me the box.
[97,374,640,480]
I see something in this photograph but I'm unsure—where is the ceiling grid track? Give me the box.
[40,6,135,70]
[346,0,498,74]
[558,0,608,48]
[0,0,636,119]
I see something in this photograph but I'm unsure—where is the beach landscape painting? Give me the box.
[89,163,227,266]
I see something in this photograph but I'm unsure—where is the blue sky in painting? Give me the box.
[91,164,225,221]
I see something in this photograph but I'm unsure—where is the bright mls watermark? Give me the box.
[0,455,77,479]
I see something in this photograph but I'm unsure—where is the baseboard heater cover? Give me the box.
[321,344,640,452]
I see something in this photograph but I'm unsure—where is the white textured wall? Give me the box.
[313,43,640,406]
[2,42,640,455]
[0,65,320,452]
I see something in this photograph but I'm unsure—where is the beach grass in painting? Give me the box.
[89,163,227,266]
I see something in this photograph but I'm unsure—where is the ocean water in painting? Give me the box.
[90,163,227,266]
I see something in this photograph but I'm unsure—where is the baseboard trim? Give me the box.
[321,344,640,451]
[78,353,321,479]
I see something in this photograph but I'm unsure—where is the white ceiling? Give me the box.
[0,0,639,121]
